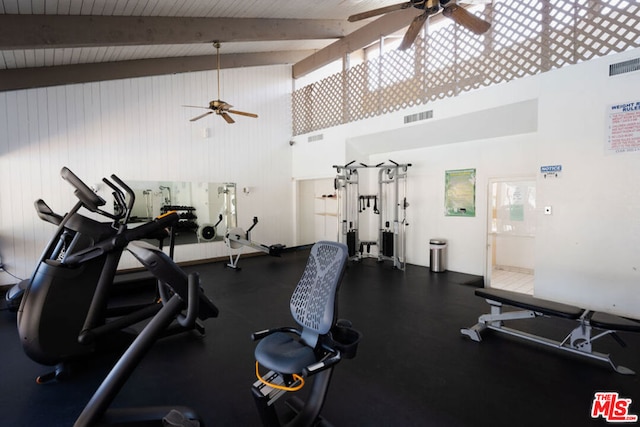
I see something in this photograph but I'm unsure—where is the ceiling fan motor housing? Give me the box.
[413,0,440,13]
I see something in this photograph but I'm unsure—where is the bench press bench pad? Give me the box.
[475,288,584,319]
[590,312,640,332]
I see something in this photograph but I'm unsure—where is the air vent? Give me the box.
[609,58,640,76]
[404,110,433,124]
[307,134,324,142]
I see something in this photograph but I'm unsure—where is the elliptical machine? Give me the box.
[5,199,65,311]
[17,167,218,383]
[74,240,218,427]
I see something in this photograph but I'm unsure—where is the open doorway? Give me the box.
[486,177,536,294]
[296,178,338,246]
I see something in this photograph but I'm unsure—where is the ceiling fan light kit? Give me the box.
[185,42,258,124]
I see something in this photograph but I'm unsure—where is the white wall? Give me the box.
[368,134,538,275]
[291,47,640,318]
[0,65,293,284]
[535,50,640,317]
[2,47,639,318]
[291,75,541,274]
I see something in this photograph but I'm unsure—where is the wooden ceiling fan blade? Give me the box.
[348,2,412,22]
[183,105,210,109]
[190,111,214,122]
[220,112,235,124]
[398,12,428,50]
[228,109,258,118]
[442,4,491,34]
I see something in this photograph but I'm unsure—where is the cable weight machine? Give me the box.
[333,160,410,270]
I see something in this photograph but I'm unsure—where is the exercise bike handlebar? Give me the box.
[303,349,341,377]
[250,326,301,341]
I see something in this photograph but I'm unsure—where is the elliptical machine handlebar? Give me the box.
[63,212,180,266]
[108,174,136,225]
[61,167,137,225]
[101,174,136,226]
[34,199,64,226]
[61,167,107,213]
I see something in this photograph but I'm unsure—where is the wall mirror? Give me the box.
[127,180,237,245]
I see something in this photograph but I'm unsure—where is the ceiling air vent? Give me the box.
[609,58,640,76]
[307,134,324,142]
[404,110,433,124]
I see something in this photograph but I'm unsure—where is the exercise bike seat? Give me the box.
[255,332,317,375]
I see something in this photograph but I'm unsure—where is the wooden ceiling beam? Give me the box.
[0,50,314,91]
[0,15,353,49]
[293,8,422,78]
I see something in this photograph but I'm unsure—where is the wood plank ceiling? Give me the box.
[0,0,423,90]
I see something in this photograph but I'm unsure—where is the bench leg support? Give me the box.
[461,301,636,375]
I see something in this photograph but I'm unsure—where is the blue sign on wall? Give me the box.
[540,165,562,173]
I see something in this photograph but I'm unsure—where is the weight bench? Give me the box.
[461,287,640,375]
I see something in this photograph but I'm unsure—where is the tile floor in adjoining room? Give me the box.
[491,267,534,295]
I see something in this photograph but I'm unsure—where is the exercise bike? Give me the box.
[251,241,361,427]
[17,167,218,383]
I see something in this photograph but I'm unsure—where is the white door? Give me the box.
[486,177,536,294]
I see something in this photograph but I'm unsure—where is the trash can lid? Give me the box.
[430,238,447,245]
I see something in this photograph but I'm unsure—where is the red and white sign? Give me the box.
[591,392,638,423]
[607,101,640,154]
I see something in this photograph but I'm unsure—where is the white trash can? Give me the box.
[429,239,447,273]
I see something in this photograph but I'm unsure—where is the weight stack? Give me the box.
[347,231,357,257]
[382,231,394,257]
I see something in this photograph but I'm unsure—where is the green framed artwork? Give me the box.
[445,168,476,217]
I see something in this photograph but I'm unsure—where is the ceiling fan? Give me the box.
[184,42,258,124]
[348,0,492,51]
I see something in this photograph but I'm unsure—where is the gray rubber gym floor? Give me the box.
[1,249,639,426]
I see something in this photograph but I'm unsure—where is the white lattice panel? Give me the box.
[293,0,640,136]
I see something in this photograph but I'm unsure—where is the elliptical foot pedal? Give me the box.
[162,409,200,427]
